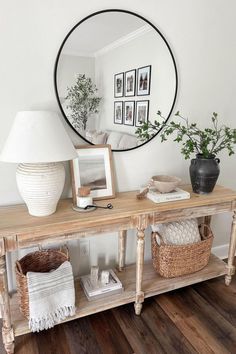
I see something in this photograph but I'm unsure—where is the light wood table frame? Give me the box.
[0,185,236,354]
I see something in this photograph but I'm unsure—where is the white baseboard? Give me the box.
[212,244,229,259]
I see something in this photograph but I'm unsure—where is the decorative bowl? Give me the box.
[150,175,181,193]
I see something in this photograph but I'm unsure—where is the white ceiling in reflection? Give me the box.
[62,12,148,56]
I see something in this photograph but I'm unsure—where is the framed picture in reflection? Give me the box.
[114,101,123,124]
[125,69,136,97]
[124,101,135,126]
[137,65,151,96]
[114,73,124,98]
[135,100,149,127]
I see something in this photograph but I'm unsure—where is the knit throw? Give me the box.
[27,261,76,332]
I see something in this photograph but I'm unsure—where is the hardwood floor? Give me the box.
[1,263,236,354]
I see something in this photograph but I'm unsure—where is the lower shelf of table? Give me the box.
[11,254,227,337]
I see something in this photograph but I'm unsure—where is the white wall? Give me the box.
[0,0,236,289]
[95,28,176,135]
[57,54,95,99]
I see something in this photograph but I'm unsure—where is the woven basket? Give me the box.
[151,224,213,278]
[15,247,69,318]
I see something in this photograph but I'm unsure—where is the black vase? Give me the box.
[189,154,220,194]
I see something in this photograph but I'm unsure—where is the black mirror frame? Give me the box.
[54,9,178,152]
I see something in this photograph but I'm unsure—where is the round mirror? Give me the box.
[54,10,178,151]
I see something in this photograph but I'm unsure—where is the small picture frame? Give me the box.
[114,72,124,98]
[137,65,151,96]
[125,69,136,97]
[124,101,135,126]
[70,145,115,203]
[114,101,123,124]
[135,100,149,127]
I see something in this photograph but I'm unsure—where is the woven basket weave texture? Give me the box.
[151,224,213,278]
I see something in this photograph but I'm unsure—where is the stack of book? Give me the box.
[147,187,190,203]
[80,269,123,301]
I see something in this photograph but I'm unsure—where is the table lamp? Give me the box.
[0,111,77,216]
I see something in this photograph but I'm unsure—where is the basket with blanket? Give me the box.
[15,247,75,332]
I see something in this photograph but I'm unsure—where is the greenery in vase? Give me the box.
[66,74,102,130]
[136,111,236,159]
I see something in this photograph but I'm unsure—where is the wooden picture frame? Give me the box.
[124,101,135,126]
[135,100,149,127]
[70,145,116,204]
[114,101,123,124]
[114,72,124,98]
[125,69,136,97]
[137,65,151,96]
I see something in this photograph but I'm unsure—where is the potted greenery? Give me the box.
[136,111,236,194]
[66,74,101,130]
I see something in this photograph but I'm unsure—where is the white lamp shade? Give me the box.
[0,111,77,163]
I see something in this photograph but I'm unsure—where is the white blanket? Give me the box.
[27,261,76,332]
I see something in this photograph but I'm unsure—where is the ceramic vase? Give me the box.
[189,154,220,194]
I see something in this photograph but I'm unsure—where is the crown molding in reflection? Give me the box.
[61,25,152,59]
[94,25,152,57]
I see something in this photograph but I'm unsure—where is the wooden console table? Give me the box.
[0,185,236,354]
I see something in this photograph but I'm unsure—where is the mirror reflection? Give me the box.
[55,10,177,151]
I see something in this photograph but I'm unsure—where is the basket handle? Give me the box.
[16,260,23,275]
[152,231,165,246]
[15,244,69,276]
[199,223,213,239]
[59,245,69,258]
[36,243,69,258]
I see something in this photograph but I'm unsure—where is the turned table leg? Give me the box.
[225,211,236,286]
[134,228,145,315]
[0,256,14,354]
[118,230,127,272]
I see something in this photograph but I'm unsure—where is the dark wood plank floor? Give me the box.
[1,262,236,354]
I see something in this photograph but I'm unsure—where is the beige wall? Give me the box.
[0,0,236,289]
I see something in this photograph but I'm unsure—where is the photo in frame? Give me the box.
[114,72,124,98]
[137,65,151,96]
[124,101,135,126]
[70,145,115,203]
[114,101,123,124]
[125,69,136,97]
[135,100,149,127]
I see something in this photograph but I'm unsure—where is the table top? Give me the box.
[0,185,235,239]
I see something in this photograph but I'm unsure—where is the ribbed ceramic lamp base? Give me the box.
[16,163,65,217]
